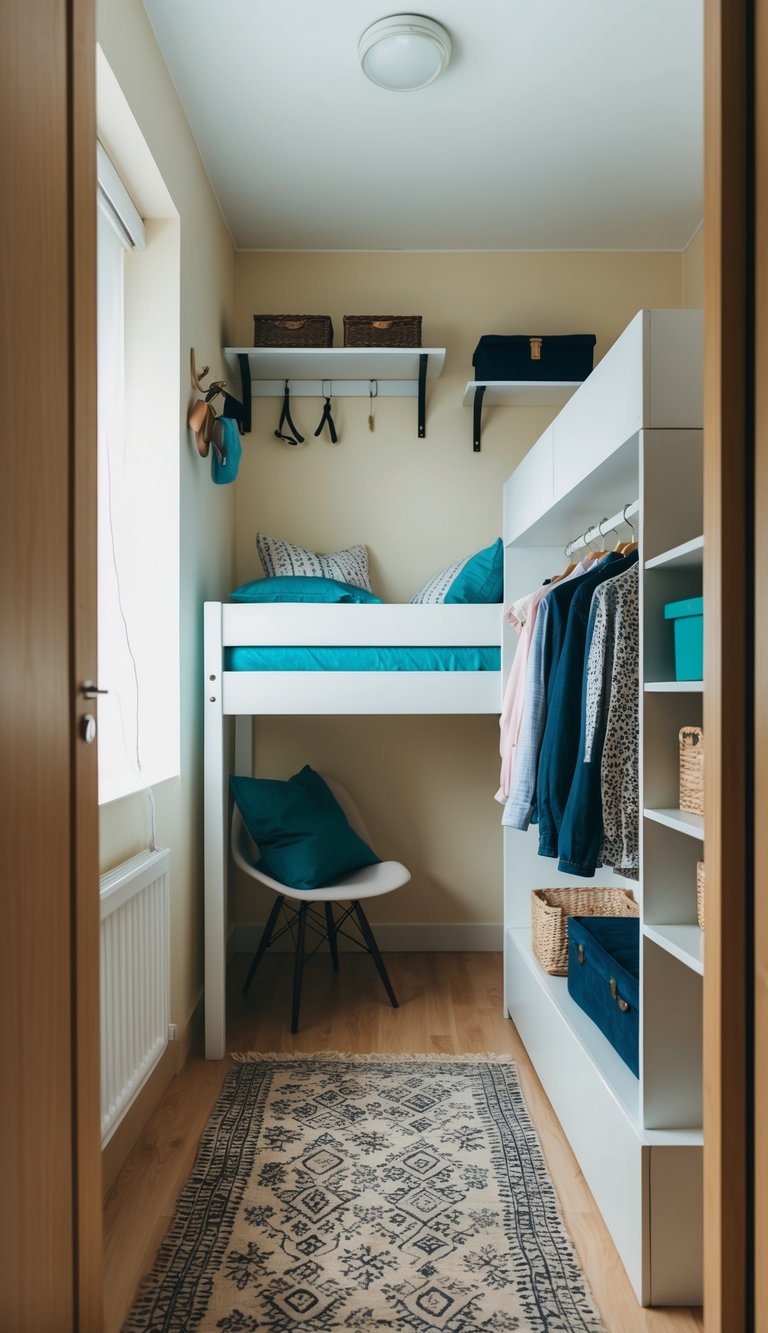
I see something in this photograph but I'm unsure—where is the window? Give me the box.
[97,144,179,805]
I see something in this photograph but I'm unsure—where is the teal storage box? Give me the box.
[664,595,704,681]
[567,917,639,1077]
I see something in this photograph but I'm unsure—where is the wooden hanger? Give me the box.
[615,504,638,555]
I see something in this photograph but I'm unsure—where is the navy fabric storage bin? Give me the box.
[473,334,596,382]
[567,917,640,1077]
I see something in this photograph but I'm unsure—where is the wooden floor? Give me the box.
[103,952,703,1332]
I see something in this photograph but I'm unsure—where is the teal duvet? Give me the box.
[225,646,500,672]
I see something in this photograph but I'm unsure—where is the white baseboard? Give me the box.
[233,920,502,954]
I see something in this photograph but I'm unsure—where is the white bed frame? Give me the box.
[203,601,502,1058]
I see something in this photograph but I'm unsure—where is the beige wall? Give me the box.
[232,251,685,933]
[683,225,705,308]
[97,0,235,1042]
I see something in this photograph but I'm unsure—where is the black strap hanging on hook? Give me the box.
[314,395,338,443]
[274,380,304,445]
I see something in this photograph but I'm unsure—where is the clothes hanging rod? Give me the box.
[565,499,640,557]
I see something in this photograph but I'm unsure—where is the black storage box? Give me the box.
[567,916,640,1077]
[473,333,596,382]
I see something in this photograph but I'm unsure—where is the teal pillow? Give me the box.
[410,538,503,604]
[230,766,380,891]
[230,575,382,604]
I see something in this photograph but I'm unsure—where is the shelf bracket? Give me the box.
[417,353,428,438]
[472,383,487,452]
[236,353,252,433]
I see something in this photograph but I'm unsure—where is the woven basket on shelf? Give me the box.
[531,887,639,977]
[696,861,705,931]
[343,315,422,347]
[679,725,704,815]
[253,315,333,348]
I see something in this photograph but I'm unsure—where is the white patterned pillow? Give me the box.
[409,539,504,605]
[409,556,471,604]
[256,534,372,593]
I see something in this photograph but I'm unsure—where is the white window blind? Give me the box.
[96,145,179,807]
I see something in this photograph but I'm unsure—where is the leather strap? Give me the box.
[418,353,428,438]
[314,396,338,443]
[221,353,253,435]
[274,382,304,445]
[472,383,486,452]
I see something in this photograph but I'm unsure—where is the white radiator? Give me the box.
[100,847,170,1144]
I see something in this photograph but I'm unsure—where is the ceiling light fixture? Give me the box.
[358,14,451,92]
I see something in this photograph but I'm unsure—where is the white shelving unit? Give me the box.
[501,309,704,1307]
[224,345,446,439]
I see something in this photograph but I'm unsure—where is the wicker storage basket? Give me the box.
[253,315,333,348]
[343,315,422,347]
[531,887,639,976]
[679,725,704,815]
[696,861,705,930]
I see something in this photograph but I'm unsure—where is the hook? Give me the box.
[622,503,636,537]
[599,515,620,545]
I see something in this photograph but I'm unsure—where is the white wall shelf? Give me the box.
[643,923,704,975]
[502,309,704,1305]
[224,345,446,438]
[463,380,580,407]
[644,680,703,693]
[224,345,445,386]
[645,535,704,572]
[644,807,704,840]
[465,379,580,453]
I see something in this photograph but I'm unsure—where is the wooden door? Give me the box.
[703,0,756,1328]
[0,1,101,1328]
[755,4,768,1327]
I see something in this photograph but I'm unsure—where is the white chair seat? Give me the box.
[232,773,409,1032]
[236,854,411,903]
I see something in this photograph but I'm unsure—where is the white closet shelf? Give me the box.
[463,380,580,407]
[645,535,704,571]
[507,928,702,1145]
[644,680,704,693]
[224,345,445,392]
[644,807,704,840]
[643,923,704,976]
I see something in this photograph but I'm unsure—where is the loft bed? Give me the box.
[203,600,503,1057]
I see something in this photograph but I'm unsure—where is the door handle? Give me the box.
[81,681,108,699]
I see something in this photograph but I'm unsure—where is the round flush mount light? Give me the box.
[358,14,451,91]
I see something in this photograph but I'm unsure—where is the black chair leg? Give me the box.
[352,900,399,1009]
[291,902,308,1034]
[325,902,340,972]
[242,894,285,995]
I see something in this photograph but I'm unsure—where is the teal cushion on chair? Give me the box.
[230,766,380,891]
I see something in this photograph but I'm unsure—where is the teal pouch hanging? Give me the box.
[211,416,242,484]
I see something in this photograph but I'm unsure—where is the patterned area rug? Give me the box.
[124,1054,605,1332]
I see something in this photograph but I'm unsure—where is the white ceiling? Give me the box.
[143,0,703,252]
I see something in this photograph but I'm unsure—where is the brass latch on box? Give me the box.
[577,944,585,965]
[610,977,630,1012]
[529,336,543,361]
